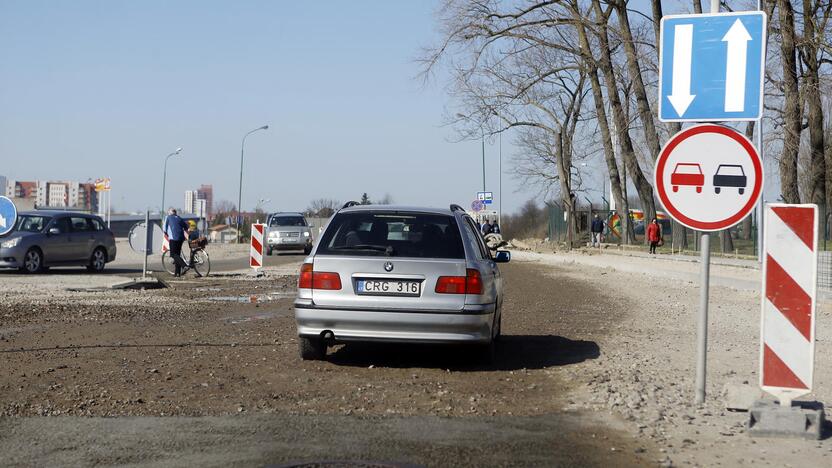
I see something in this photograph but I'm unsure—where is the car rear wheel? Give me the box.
[299,336,326,360]
[86,248,107,272]
[715,187,721,194]
[739,188,745,195]
[22,248,43,274]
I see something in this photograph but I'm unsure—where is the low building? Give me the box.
[209,224,238,244]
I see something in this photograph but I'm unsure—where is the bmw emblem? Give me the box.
[384,261,394,272]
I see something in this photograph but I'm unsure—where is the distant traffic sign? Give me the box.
[0,196,18,236]
[471,200,484,212]
[477,191,494,205]
[659,11,767,121]
[655,124,763,231]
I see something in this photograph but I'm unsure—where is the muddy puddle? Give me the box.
[203,292,294,303]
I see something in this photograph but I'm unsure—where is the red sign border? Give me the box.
[655,124,763,232]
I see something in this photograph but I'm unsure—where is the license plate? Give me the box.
[356,279,421,296]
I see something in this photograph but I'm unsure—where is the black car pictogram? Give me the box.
[713,164,747,195]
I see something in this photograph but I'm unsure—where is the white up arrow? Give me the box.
[668,24,695,117]
[722,19,752,112]
[0,213,5,229]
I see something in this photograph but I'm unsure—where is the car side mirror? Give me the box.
[494,250,511,263]
[48,227,60,236]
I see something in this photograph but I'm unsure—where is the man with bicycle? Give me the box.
[163,208,189,277]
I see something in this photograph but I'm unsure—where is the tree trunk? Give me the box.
[693,0,703,14]
[575,17,632,244]
[615,1,661,161]
[741,121,755,240]
[720,229,734,253]
[801,0,827,209]
[777,0,802,203]
[591,0,656,230]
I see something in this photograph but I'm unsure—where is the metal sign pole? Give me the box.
[143,209,150,279]
[692,0,721,407]
[696,232,711,404]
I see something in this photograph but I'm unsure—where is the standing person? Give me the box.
[481,218,493,236]
[491,219,501,235]
[646,218,662,255]
[164,208,189,277]
[590,214,604,247]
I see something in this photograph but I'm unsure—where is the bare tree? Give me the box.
[305,198,340,218]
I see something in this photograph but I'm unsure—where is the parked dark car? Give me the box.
[0,211,117,273]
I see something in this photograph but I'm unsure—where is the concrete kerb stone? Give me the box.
[110,277,169,290]
[724,382,763,412]
[747,400,826,440]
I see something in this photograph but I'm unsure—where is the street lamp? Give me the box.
[237,125,269,242]
[161,147,183,217]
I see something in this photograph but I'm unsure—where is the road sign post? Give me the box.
[655,124,763,404]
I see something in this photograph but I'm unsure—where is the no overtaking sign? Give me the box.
[655,124,763,232]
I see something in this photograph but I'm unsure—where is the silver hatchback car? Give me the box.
[294,203,510,362]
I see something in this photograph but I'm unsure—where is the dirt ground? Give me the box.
[0,245,830,466]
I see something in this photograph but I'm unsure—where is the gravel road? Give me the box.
[1,246,829,466]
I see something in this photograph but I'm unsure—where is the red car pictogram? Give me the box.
[671,163,704,193]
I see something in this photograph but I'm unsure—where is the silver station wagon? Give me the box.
[294,202,510,362]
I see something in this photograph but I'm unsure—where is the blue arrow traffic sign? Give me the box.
[659,11,767,122]
[0,196,18,236]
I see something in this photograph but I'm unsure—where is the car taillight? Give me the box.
[298,263,342,290]
[435,269,483,295]
[435,275,466,294]
[465,268,483,294]
[298,263,313,289]
[312,272,342,290]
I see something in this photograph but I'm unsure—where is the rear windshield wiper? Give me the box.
[331,245,396,256]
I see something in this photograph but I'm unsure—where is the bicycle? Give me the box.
[161,238,211,277]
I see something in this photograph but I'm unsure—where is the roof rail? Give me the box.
[341,201,361,209]
[449,204,466,213]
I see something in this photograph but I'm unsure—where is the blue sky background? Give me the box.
[0,0,529,214]
[1,1,773,216]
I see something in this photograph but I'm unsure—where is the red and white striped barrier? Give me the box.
[760,204,818,406]
[250,223,265,269]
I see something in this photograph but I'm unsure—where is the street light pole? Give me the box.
[161,147,183,217]
[481,133,486,192]
[237,125,269,243]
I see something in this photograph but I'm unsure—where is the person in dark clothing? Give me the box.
[491,220,501,235]
[590,215,604,247]
[647,217,662,255]
[481,219,493,235]
[164,208,189,277]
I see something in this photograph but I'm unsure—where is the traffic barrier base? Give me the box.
[747,400,825,440]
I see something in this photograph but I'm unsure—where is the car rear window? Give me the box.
[316,211,465,259]
[270,216,307,227]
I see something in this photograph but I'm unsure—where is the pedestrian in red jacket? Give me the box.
[647,218,662,255]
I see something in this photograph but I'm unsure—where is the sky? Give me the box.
[0,1,777,218]
[0,0,537,215]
